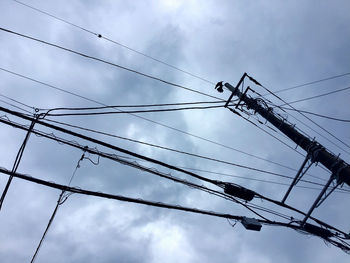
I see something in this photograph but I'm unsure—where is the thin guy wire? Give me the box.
[30,153,85,263]
[277,86,350,107]
[280,106,350,123]
[268,72,350,96]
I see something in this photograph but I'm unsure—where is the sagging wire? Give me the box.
[3,114,350,233]
[2,165,350,253]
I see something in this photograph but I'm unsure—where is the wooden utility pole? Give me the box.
[223,74,350,223]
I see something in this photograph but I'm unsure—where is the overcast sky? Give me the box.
[1,0,350,262]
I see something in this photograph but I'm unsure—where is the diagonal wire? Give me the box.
[277,86,350,107]
[30,152,86,263]
[0,27,221,100]
[0,68,305,176]
[10,0,215,85]
[280,107,350,123]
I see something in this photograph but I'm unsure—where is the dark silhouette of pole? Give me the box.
[224,80,350,186]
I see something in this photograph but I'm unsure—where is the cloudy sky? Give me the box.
[1,0,350,262]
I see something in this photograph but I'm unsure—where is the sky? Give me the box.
[0,0,350,262]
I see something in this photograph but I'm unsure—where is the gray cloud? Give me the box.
[0,0,350,262]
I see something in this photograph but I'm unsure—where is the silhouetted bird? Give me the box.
[215,81,224,93]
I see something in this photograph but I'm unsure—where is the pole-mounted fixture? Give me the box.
[219,73,350,223]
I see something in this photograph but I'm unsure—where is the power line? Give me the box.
[182,167,349,194]
[2,114,348,193]
[0,93,35,111]
[280,106,350,123]
[43,117,328,184]
[277,86,350,107]
[2,166,350,254]
[1,12,349,154]
[0,166,286,224]
[40,100,224,111]
[0,90,323,181]
[11,0,350,99]
[0,27,222,101]
[10,0,216,86]
[270,72,350,95]
[0,115,290,221]
[0,92,331,184]
[2,115,349,234]
[44,104,226,117]
[0,68,304,176]
[0,98,32,114]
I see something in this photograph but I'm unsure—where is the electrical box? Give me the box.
[303,223,332,238]
[224,184,255,201]
[241,217,262,231]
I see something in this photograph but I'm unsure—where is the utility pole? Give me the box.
[222,73,350,224]
[0,115,38,210]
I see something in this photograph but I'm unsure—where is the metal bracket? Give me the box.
[301,161,346,226]
[224,73,247,108]
[301,174,336,226]
[281,154,313,203]
[235,86,250,109]
[315,179,341,208]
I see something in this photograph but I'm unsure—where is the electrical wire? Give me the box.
[30,153,85,263]
[2,112,350,198]
[181,167,349,194]
[0,27,222,101]
[9,0,350,100]
[0,68,305,177]
[40,100,224,111]
[4,115,350,198]
[0,98,32,114]
[2,8,350,155]
[2,116,349,234]
[44,104,226,117]
[0,92,331,184]
[0,115,284,221]
[10,0,216,86]
[0,93,35,111]
[1,167,349,254]
[42,117,331,185]
[280,106,350,123]
[270,72,350,95]
[277,86,350,107]
[0,166,286,224]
